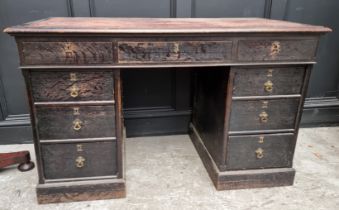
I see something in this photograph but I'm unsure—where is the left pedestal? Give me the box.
[21,69,125,204]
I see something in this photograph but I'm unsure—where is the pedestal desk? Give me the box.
[4,18,331,204]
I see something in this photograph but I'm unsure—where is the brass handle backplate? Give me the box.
[255,148,264,159]
[259,111,268,123]
[76,144,83,152]
[70,72,77,81]
[264,80,273,93]
[73,107,80,115]
[270,41,281,56]
[75,156,86,168]
[258,136,264,143]
[73,119,82,131]
[70,84,79,98]
[172,43,180,54]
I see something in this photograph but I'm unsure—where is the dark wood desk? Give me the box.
[4,17,331,204]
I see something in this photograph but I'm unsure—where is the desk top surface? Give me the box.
[4,17,331,34]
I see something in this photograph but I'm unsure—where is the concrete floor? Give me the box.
[0,127,338,210]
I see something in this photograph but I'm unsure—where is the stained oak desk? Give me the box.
[4,18,331,204]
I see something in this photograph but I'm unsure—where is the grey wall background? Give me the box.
[0,0,338,144]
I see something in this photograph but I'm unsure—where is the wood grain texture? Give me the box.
[16,35,322,67]
[232,67,305,96]
[118,41,232,63]
[30,70,114,101]
[37,179,125,204]
[4,17,331,34]
[230,98,300,132]
[36,105,115,140]
[22,42,113,65]
[237,39,318,61]
[41,141,117,179]
[226,133,294,170]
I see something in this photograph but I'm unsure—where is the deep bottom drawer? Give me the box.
[226,133,294,170]
[41,141,117,179]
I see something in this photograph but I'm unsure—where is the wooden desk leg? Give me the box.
[0,151,35,172]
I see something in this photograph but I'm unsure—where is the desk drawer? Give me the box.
[232,67,305,96]
[226,133,294,170]
[117,41,232,63]
[229,98,300,132]
[36,105,115,140]
[21,41,113,65]
[41,141,117,179]
[31,71,114,102]
[237,39,318,62]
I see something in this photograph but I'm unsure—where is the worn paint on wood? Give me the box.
[30,70,114,101]
[4,17,332,34]
[232,67,305,96]
[118,41,232,63]
[36,105,116,140]
[37,179,125,204]
[226,133,294,170]
[230,98,300,132]
[22,42,113,65]
[237,39,318,61]
[41,141,117,179]
[189,123,295,190]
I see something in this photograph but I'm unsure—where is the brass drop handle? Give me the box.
[75,156,86,168]
[73,119,82,131]
[259,111,268,123]
[70,84,79,98]
[255,148,264,159]
[264,80,273,93]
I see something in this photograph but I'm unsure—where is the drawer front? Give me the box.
[229,98,300,132]
[237,39,318,62]
[41,141,117,179]
[232,67,305,96]
[226,133,294,170]
[31,71,114,101]
[21,41,113,65]
[36,105,115,140]
[118,41,232,63]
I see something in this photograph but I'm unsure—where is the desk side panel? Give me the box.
[192,67,228,169]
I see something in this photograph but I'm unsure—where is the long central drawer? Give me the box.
[117,41,233,63]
